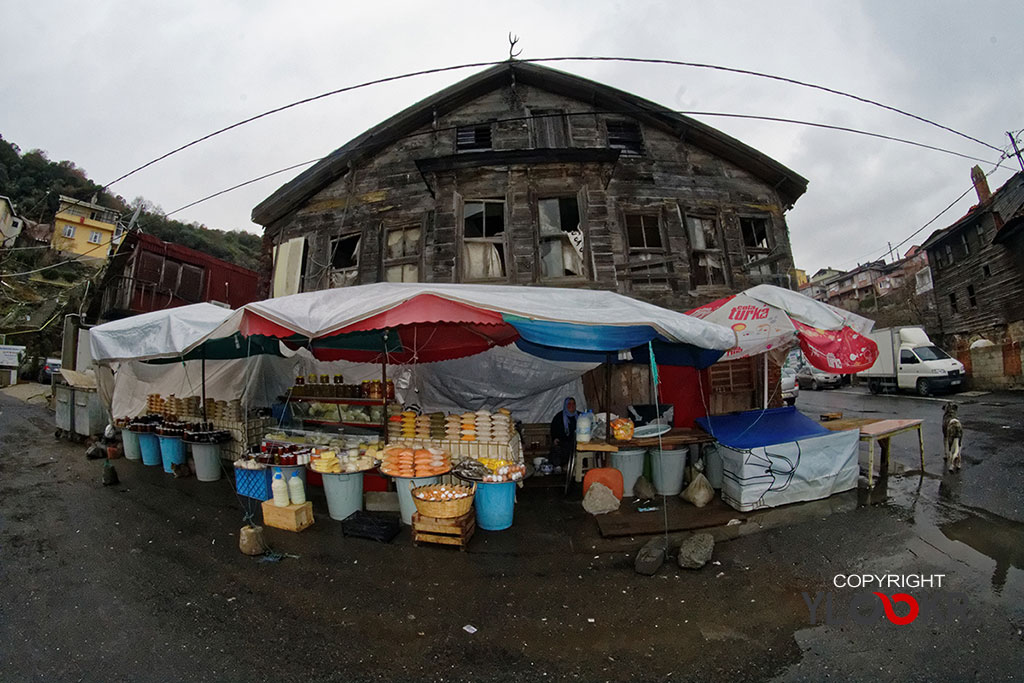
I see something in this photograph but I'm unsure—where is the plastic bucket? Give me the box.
[122,429,142,461]
[157,435,187,474]
[610,448,647,497]
[474,481,516,531]
[396,476,439,525]
[322,471,365,521]
[191,443,222,482]
[650,447,688,496]
[138,433,162,467]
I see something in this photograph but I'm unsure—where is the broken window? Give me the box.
[960,233,971,256]
[686,215,726,287]
[383,224,421,283]
[538,197,584,278]
[462,201,506,280]
[456,124,492,152]
[944,244,954,266]
[949,292,958,314]
[983,264,992,278]
[624,213,669,287]
[531,109,569,148]
[607,120,643,155]
[740,216,771,262]
[967,284,977,307]
[329,233,361,287]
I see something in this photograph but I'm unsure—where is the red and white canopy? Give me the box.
[685,285,879,373]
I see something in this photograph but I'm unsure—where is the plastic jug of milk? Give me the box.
[271,470,290,507]
[288,470,306,505]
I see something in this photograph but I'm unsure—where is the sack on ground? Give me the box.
[583,482,620,515]
[680,473,714,508]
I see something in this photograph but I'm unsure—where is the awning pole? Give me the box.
[201,346,207,422]
[605,353,612,443]
[381,330,389,444]
[763,353,769,409]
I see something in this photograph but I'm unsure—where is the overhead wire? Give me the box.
[97,55,1003,193]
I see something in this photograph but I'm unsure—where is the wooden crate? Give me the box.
[261,500,314,532]
[412,511,475,550]
[820,412,843,422]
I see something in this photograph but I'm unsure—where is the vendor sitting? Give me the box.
[549,397,578,471]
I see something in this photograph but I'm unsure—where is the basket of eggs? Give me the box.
[410,482,476,518]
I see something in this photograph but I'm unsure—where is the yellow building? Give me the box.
[50,195,121,263]
[790,267,809,288]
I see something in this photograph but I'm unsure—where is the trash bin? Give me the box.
[703,445,724,489]
[474,481,516,530]
[322,471,365,521]
[138,432,162,467]
[122,429,142,461]
[609,448,646,497]
[650,447,688,496]
[190,442,222,482]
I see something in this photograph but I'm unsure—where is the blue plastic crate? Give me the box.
[235,467,272,500]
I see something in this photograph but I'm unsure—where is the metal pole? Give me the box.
[201,346,207,422]
[605,353,612,443]
[381,330,389,443]
[1009,131,1024,171]
[763,353,769,409]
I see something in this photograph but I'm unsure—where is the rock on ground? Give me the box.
[634,537,667,576]
[633,475,656,499]
[678,532,714,569]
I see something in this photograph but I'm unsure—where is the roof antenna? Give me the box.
[508,33,522,60]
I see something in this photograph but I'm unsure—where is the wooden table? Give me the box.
[576,427,715,453]
[823,418,925,488]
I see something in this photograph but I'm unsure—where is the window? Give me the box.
[967,284,977,307]
[383,224,421,283]
[983,264,992,278]
[136,251,163,282]
[537,198,584,278]
[685,215,726,287]
[462,201,506,280]
[61,224,76,238]
[329,233,361,287]
[88,230,103,244]
[740,216,771,262]
[606,121,643,155]
[960,233,971,256]
[624,213,669,287]
[949,292,958,314]
[944,244,954,266]
[456,124,492,152]
[160,260,180,293]
[976,224,986,241]
[178,264,205,302]
[900,349,919,364]
[530,109,569,148]
[914,346,951,361]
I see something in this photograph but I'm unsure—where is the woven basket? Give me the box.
[410,482,476,518]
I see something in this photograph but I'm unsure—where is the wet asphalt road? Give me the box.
[1,387,1023,682]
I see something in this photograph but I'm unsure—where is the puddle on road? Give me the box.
[938,507,1024,594]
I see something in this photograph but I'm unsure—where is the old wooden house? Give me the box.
[920,167,1024,387]
[253,61,809,413]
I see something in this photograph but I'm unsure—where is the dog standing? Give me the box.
[942,402,964,472]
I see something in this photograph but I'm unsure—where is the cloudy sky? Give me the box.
[3,1,1022,274]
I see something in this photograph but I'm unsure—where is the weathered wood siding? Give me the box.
[266,82,796,312]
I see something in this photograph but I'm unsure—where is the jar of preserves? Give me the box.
[385,379,395,400]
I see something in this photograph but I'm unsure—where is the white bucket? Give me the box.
[191,443,222,482]
[322,471,364,521]
[704,445,724,489]
[650,447,688,496]
[609,448,646,496]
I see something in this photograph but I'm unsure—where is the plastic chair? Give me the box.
[572,450,602,483]
[583,467,624,500]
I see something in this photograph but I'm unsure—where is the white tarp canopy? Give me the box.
[743,284,875,335]
[89,303,235,364]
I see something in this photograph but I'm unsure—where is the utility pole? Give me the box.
[1010,131,1024,172]
[887,241,894,263]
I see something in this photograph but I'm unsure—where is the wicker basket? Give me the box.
[410,482,476,518]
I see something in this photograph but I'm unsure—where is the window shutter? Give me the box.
[178,264,205,302]
[136,251,163,283]
[160,260,181,293]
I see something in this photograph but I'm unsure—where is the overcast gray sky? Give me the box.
[3,1,1022,275]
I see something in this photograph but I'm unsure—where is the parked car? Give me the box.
[796,365,842,390]
[38,358,62,384]
[781,367,799,406]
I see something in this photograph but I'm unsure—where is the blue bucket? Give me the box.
[122,429,142,461]
[138,433,162,466]
[157,435,187,473]
[474,481,516,531]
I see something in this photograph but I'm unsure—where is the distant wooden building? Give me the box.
[253,61,810,414]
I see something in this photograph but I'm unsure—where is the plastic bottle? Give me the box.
[272,470,290,507]
[288,470,306,505]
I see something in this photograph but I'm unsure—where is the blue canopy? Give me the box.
[697,406,830,449]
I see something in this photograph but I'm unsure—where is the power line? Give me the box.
[164,157,322,218]
[99,55,1003,191]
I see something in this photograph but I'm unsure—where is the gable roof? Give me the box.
[252,61,808,227]
[921,170,1024,251]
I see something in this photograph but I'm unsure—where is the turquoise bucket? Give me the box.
[474,481,516,531]
[157,435,187,473]
[122,429,142,461]
[138,433,161,466]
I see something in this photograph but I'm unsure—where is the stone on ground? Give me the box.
[677,532,714,569]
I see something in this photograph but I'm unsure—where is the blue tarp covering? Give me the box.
[697,406,830,449]
[514,339,725,369]
[503,315,665,351]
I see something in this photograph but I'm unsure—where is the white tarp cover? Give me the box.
[209,282,736,352]
[718,429,860,512]
[111,354,298,419]
[90,303,234,363]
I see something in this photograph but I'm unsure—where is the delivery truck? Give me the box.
[857,326,964,396]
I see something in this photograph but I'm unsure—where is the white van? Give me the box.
[858,327,964,396]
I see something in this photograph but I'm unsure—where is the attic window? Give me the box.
[456,124,492,152]
[606,121,643,155]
